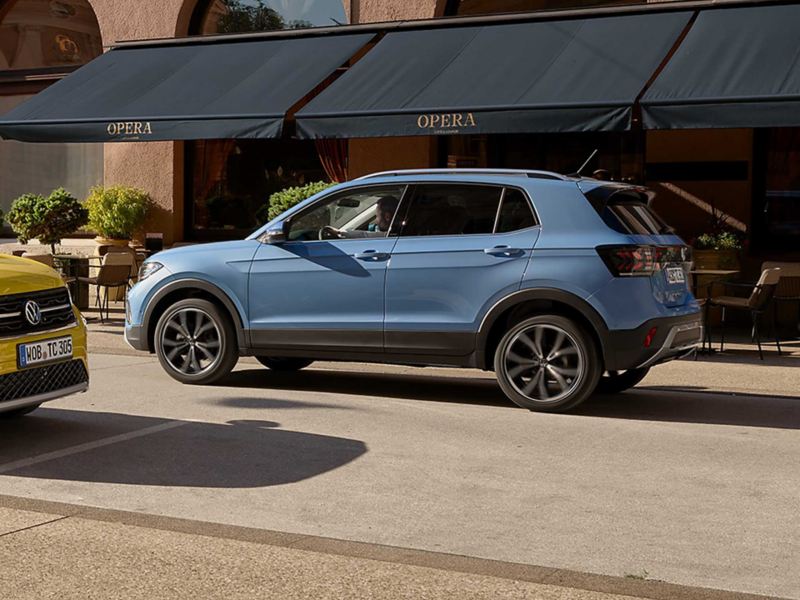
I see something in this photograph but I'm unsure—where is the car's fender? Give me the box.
[142,277,249,351]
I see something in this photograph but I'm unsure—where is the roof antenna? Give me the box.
[571,149,599,177]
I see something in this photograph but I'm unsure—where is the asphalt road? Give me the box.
[1,352,798,599]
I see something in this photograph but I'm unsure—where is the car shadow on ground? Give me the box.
[0,410,366,488]
[218,368,800,429]
[580,388,800,429]
[217,368,511,407]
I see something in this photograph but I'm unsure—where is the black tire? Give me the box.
[0,404,41,418]
[595,368,650,394]
[494,314,601,413]
[256,357,314,372]
[154,298,238,385]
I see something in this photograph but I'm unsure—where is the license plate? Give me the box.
[666,266,686,284]
[17,336,73,368]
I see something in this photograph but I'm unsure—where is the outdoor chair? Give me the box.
[76,257,133,323]
[762,261,800,341]
[21,252,76,284]
[704,267,782,360]
[21,252,54,267]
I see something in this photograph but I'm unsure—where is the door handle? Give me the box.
[484,246,524,257]
[354,250,390,261]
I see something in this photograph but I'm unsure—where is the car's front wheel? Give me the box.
[595,368,650,394]
[494,315,601,412]
[154,298,238,385]
[256,357,314,372]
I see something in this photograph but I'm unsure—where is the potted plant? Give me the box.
[256,181,334,226]
[85,185,151,246]
[692,230,743,270]
[6,188,88,254]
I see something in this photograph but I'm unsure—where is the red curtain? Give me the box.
[315,139,349,183]
[193,139,236,201]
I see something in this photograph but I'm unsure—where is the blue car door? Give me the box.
[248,184,406,352]
[384,183,540,356]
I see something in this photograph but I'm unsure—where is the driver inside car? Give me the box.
[367,195,399,233]
[320,195,399,239]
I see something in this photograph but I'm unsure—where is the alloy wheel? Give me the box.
[160,308,222,376]
[501,323,584,404]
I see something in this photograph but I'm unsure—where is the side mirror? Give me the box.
[261,220,290,244]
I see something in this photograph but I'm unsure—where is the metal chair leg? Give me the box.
[103,286,109,323]
[96,286,104,324]
[752,311,763,360]
[771,305,782,356]
[700,302,711,355]
[719,307,726,353]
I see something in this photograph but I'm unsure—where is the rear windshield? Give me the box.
[585,188,671,235]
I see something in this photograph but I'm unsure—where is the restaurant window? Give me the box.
[752,128,800,254]
[187,139,329,239]
[0,1,103,232]
[444,0,641,16]
[192,0,348,34]
[0,0,102,70]
[186,1,349,240]
[441,132,644,183]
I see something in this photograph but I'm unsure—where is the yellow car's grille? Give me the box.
[0,359,88,404]
[0,287,75,337]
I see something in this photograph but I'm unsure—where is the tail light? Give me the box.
[597,245,691,277]
[597,245,657,277]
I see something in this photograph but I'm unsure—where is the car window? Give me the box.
[496,188,536,233]
[287,186,404,241]
[400,184,502,237]
[584,187,670,235]
[601,202,670,235]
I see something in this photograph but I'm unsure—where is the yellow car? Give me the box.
[0,254,88,417]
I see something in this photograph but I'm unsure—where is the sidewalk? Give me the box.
[0,499,773,600]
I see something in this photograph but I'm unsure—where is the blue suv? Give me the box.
[126,169,702,412]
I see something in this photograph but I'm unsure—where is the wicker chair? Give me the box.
[705,267,781,360]
[76,256,133,323]
[762,261,800,342]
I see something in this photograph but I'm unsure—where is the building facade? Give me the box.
[1,0,798,270]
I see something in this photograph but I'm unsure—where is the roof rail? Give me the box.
[356,168,571,181]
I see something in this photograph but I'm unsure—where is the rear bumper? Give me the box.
[604,312,703,371]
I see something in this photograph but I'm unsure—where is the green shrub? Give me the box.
[7,188,88,253]
[693,231,742,251]
[258,181,334,225]
[85,185,151,240]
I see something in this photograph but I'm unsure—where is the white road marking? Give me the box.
[0,421,187,475]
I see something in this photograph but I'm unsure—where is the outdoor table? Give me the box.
[53,255,92,310]
[688,269,740,299]
[689,269,740,354]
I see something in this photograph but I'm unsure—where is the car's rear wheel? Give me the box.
[595,368,650,394]
[494,315,601,412]
[0,404,41,418]
[256,357,314,372]
[154,298,238,385]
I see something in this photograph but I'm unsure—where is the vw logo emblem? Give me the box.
[24,300,42,326]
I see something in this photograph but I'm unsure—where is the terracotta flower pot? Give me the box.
[94,236,131,247]
[692,248,740,271]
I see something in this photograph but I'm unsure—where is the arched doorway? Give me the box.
[184,0,349,240]
[0,0,103,231]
